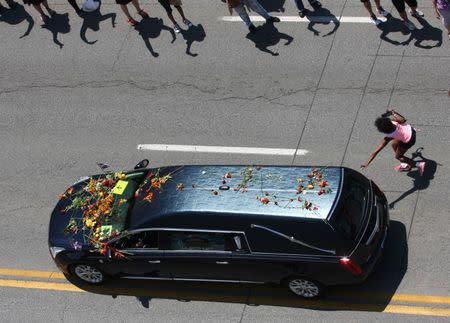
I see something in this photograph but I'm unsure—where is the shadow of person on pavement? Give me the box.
[180,23,206,57]
[409,16,442,49]
[80,3,116,45]
[258,0,285,13]
[246,22,293,56]
[134,17,176,58]
[0,2,34,38]
[41,12,71,49]
[306,6,339,37]
[389,148,439,209]
[379,15,413,46]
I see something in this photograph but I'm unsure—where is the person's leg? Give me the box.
[174,5,186,20]
[32,3,47,19]
[234,4,253,27]
[405,0,416,12]
[392,141,415,168]
[67,0,81,13]
[293,0,305,11]
[119,4,133,19]
[158,0,177,24]
[362,0,376,17]
[131,0,148,17]
[41,0,55,15]
[374,0,389,16]
[245,0,271,20]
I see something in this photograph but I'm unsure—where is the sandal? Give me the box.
[137,9,148,19]
[127,18,138,26]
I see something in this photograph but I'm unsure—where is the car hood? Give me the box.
[48,179,90,249]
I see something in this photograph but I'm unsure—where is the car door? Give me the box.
[160,230,237,281]
[103,230,170,279]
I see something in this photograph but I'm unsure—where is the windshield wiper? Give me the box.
[251,224,335,255]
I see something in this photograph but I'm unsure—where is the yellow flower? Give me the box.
[307,184,314,189]
[85,219,94,228]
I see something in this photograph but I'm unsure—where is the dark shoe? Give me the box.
[310,0,321,8]
[0,5,7,14]
[267,16,280,23]
[298,9,308,18]
[248,24,257,34]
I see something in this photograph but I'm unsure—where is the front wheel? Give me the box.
[71,264,108,285]
[284,277,324,299]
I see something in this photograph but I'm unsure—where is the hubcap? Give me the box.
[74,265,104,283]
[288,279,320,298]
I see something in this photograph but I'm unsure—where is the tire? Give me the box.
[71,264,108,285]
[284,277,324,299]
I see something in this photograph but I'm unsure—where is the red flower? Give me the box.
[144,191,154,203]
[260,197,270,204]
[319,180,328,188]
[151,179,161,189]
[213,191,219,195]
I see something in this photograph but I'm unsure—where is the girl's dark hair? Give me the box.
[375,117,396,134]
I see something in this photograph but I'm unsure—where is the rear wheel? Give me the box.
[284,277,323,299]
[71,264,107,284]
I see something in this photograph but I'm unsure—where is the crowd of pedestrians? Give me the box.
[1,0,449,39]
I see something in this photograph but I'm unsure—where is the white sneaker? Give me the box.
[409,9,424,18]
[404,20,416,31]
[183,19,193,27]
[173,23,181,33]
[377,6,390,17]
[370,16,382,26]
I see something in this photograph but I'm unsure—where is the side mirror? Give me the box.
[233,236,242,250]
[134,159,149,170]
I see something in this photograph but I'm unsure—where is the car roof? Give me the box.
[129,165,343,230]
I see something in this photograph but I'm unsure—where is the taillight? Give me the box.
[339,257,362,276]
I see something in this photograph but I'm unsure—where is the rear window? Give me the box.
[329,174,369,240]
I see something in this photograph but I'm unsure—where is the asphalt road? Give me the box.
[1,0,450,321]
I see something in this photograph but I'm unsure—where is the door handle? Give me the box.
[216,261,228,265]
[148,260,161,264]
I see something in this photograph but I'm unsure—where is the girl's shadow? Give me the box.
[246,22,293,56]
[389,148,439,209]
[180,23,206,57]
[80,3,116,44]
[0,2,34,38]
[134,17,175,57]
[41,12,71,49]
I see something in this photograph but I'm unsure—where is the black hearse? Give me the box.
[49,163,389,298]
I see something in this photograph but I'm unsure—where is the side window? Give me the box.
[165,231,231,251]
[115,231,158,250]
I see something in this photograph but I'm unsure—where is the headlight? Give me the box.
[49,246,66,259]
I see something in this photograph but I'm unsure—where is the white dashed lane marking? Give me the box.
[137,144,308,156]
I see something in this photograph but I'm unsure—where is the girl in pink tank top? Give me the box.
[361,110,425,175]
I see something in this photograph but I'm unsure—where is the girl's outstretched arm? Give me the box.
[361,137,392,169]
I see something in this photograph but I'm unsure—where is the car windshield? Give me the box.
[329,174,368,240]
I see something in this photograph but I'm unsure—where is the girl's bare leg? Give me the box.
[392,142,415,168]
[175,5,186,20]
[119,4,132,19]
